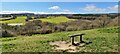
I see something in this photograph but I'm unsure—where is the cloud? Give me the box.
[0,11,32,14]
[48,6,76,14]
[58,9,77,14]
[48,5,76,14]
[48,6,60,10]
[108,5,119,11]
[63,9,70,12]
[82,4,106,12]
[52,11,77,14]
[0,11,51,14]
[0,11,77,14]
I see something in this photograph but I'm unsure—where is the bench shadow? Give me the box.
[85,41,92,45]
[72,41,92,46]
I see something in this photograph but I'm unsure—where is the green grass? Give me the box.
[0,26,119,52]
[97,26,120,33]
[33,16,76,24]
[0,16,75,24]
[0,16,27,24]
[0,17,12,21]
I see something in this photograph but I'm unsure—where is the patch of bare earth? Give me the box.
[49,41,86,52]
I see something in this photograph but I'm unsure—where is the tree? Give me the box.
[108,16,119,26]
[12,15,17,19]
[96,15,111,27]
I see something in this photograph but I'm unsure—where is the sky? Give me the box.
[1,0,119,2]
[0,2,119,14]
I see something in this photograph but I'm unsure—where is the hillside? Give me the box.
[0,16,27,24]
[0,26,119,52]
[0,16,75,24]
[33,16,75,24]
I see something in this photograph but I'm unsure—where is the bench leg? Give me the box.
[80,36,85,43]
[71,37,75,45]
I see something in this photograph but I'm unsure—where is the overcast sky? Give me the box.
[1,2,119,14]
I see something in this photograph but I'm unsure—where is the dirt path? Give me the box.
[49,41,86,52]
[8,23,23,26]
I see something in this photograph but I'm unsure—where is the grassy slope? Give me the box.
[0,26,119,52]
[0,16,27,24]
[0,17,12,21]
[33,16,75,24]
[0,16,75,24]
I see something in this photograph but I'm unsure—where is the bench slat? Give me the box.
[69,33,85,37]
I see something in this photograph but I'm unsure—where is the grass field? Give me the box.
[0,17,12,21]
[0,26,119,52]
[0,16,27,24]
[0,16,75,24]
[33,16,75,24]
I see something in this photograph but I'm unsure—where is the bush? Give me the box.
[40,28,53,34]
[1,30,15,37]
[66,26,79,31]
[53,24,66,32]
[108,17,119,26]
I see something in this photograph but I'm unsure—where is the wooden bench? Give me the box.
[69,33,85,45]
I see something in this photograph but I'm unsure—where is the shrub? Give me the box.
[1,30,15,37]
[66,26,79,31]
[108,17,119,26]
[53,24,66,32]
[40,27,53,34]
